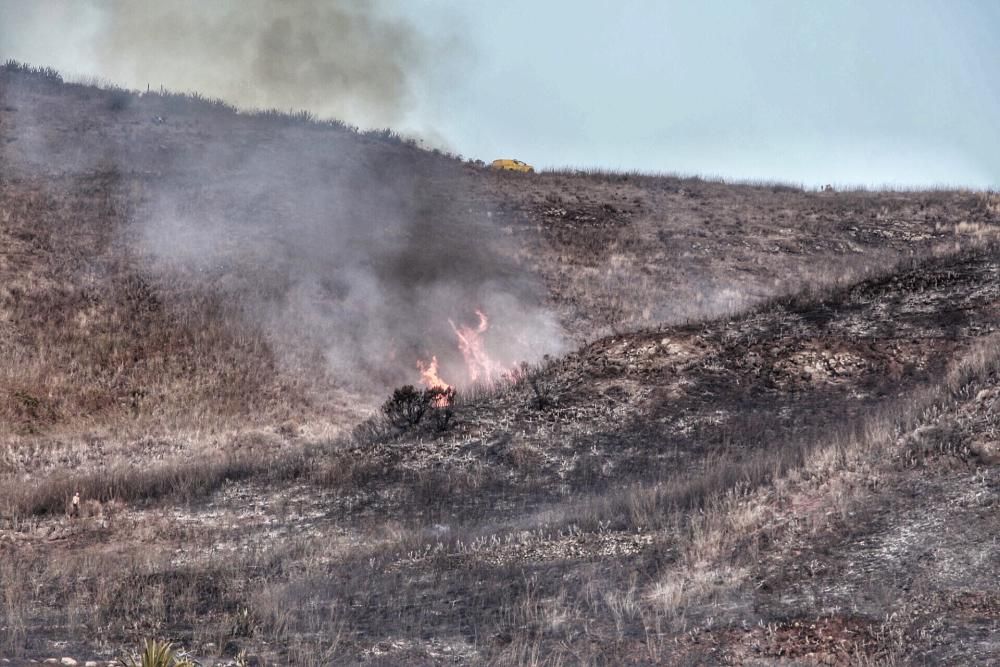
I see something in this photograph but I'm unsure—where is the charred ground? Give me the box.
[3,64,1000,664]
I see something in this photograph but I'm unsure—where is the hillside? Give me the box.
[2,64,996,439]
[3,64,1000,664]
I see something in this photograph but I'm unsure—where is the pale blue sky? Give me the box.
[402,1,999,187]
[2,1,998,187]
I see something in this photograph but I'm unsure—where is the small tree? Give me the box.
[381,385,457,432]
[381,385,429,428]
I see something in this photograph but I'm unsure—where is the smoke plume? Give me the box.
[1,3,564,401]
[1,0,452,130]
[130,124,565,393]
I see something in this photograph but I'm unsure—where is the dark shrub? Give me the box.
[382,385,430,428]
[107,88,132,112]
[381,384,457,431]
[427,386,457,431]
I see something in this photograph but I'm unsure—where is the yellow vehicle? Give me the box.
[490,158,534,173]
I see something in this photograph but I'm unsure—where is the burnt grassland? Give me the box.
[3,64,1000,664]
[5,245,1000,664]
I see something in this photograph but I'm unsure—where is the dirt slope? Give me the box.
[4,245,1000,663]
[3,63,1000,664]
[2,64,998,441]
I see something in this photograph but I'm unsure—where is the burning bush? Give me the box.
[381,384,456,431]
[428,386,457,431]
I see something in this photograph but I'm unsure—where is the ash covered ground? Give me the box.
[2,65,1000,665]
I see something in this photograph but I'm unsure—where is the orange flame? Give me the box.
[449,310,507,384]
[417,355,451,391]
[416,355,454,407]
[417,309,509,392]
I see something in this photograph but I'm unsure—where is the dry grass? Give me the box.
[0,174,349,440]
[1,444,310,520]
[4,251,999,662]
[4,64,1000,664]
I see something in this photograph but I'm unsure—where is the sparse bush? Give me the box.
[108,88,133,112]
[230,606,260,639]
[2,59,63,82]
[977,191,1000,217]
[381,384,456,431]
[382,385,429,428]
[1,448,309,519]
[363,127,403,143]
[117,639,194,667]
[530,376,551,409]
[900,418,972,466]
[506,442,545,470]
[522,363,553,410]
[428,386,457,431]
[11,390,40,417]
[350,414,394,446]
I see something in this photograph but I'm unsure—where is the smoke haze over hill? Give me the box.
[0,0,457,130]
[5,6,1000,664]
[0,62,564,398]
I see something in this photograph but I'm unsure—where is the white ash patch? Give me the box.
[361,635,478,662]
[99,479,367,567]
[396,528,654,570]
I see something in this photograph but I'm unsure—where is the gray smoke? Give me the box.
[132,125,565,393]
[0,0,452,130]
[0,2,565,399]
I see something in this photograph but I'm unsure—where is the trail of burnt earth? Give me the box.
[196,245,1000,663]
[8,249,999,664]
[327,245,1000,531]
[736,355,1000,664]
[479,170,1000,338]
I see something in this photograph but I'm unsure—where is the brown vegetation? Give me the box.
[3,63,1000,664]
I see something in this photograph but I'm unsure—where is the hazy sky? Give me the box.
[2,1,998,187]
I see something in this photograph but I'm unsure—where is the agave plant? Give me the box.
[117,639,195,667]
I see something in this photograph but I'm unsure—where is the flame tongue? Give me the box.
[416,309,508,394]
[417,355,450,391]
[416,356,454,407]
[450,310,506,384]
